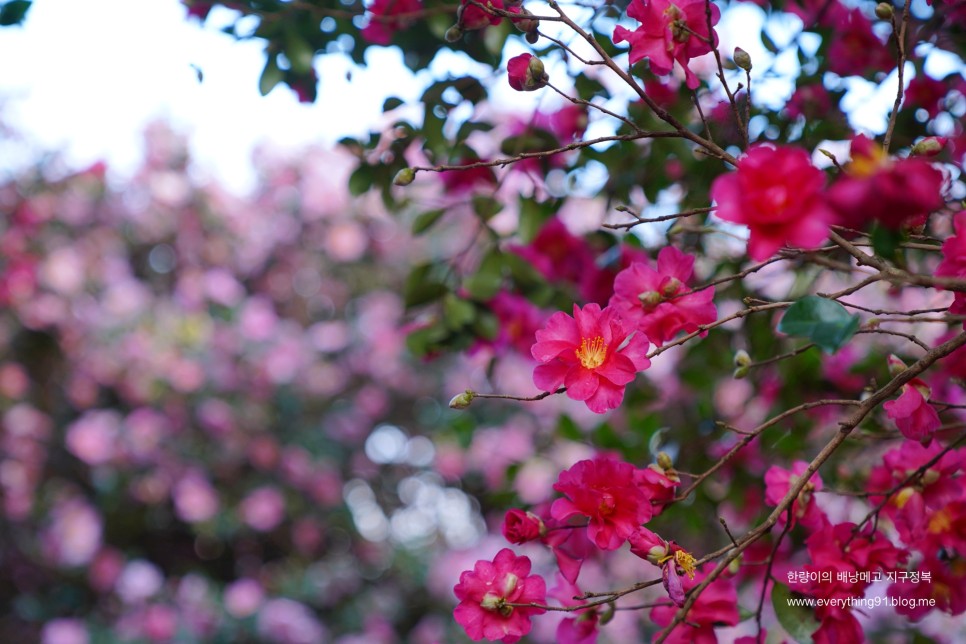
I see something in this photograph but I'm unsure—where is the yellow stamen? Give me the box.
[575,336,607,369]
[675,549,697,579]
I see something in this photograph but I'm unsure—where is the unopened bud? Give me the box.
[921,469,940,486]
[657,452,673,471]
[525,30,539,44]
[733,47,752,72]
[598,602,616,626]
[733,365,749,379]
[875,2,894,19]
[911,136,946,157]
[526,55,549,90]
[393,167,416,186]
[733,349,751,368]
[887,354,907,378]
[512,7,539,34]
[638,290,662,310]
[449,389,475,410]
[444,25,463,42]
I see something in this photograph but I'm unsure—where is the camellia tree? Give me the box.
[2,0,966,642]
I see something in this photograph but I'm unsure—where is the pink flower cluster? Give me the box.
[937,212,966,317]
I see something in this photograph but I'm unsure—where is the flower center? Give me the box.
[575,336,607,369]
[674,549,697,579]
[598,492,617,516]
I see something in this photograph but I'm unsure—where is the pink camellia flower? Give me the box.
[827,8,895,77]
[550,576,599,644]
[937,212,966,318]
[613,0,720,90]
[827,134,946,230]
[764,460,827,529]
[904,74,951,119]
[440,155,497,194]
[889,553,966,620]
[360,0,423,45]
[608,246,717,346]
[453,548,546,643]
[510,218,596,288]
[501,509,545,544]
[551,457,651,550]
[628,527,696,606]
[474,292,547,358]
[458,0,504,31]
[884,380,941,444]
[531,303,650,413]
[506,54,548,92]
[650,569,738,643]
[710,144,835,261]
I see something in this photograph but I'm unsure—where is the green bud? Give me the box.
[525,55,549,91]
[444,25,463,42]
[448,389,475,410]
[657,452,673,471]
[911,137,945,157]
[733,47,752,72]
[875,2,894,19]
[733,349,751,368]
[393,167,416,186]
[733,365,749,380]
[512,7,539,34]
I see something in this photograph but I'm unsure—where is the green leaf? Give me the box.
[870,224,905,264]
[771,583,819,644]
[0,0,31,26]
[471,195,503,221]
[411,208,446,235]
[761,29,779,54]
[403,263,448,308]
[383,97,404,112]
[348,164,373,197]
[463,251,504,300]
[442,294,476,330]
[777,296,860,354]
[258,54,284,96]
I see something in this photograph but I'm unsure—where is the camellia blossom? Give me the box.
[453,548,546,643]
[506,53,548,92]
[937,212,966,317]
[764,460,827,529]
[501,509,545,544]
[710,143,836,261]
[613,0,720,89]
[458,0,504,31]
[531,303,650,413]
[884,380,941,444]
[827,134,946,230]
[360,0,423,45]
[608,246,717,346]
[650,569,738,643]
[551,457,651,550]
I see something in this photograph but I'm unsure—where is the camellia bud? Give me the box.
[656,452,673,472]
[733,349,751,368]
[525,31,539,44]
[448,389,475,410]
[526,55,549,90]
[733,47,752,72]
[887,354,907,378]
[511,7,539,34]
[875,2,894,19]
[392,167,416,186]
[444,24,463,42]
[733,365,749,379]
[911,136,946,157]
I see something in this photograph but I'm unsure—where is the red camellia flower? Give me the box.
[937,212,966,317]
[650,569,739,643]
[501,509,544,544]
[764,460,828,529]
[710,144,836,261]
[551,457,651,550]
[360,0,423,45]
[510,218,596,287]
[827,134,946,230]
[531,303,650,413]
[506,53,548,92]
[453,548,546,643]
[608,246,717,346]
[440,155,497,194]
[459,0,504,31]
[826,8,895,77]
[613,0,719,89]
[884,380,941,444]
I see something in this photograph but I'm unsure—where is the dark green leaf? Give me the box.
[443,294,476,330]
[383,97,404,112]
[258,54,284,96]
[777,296,860,354]
[411,208,446,235]
[761,29,779,54]
[471,195,503,221]
[403,263,448,308]
[348,164,373,196]
[0,0,31,26]
[464,251,504,300]
[771,583,819,644]
[870,224,905,264]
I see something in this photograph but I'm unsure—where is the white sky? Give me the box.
[0,1,959,194]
